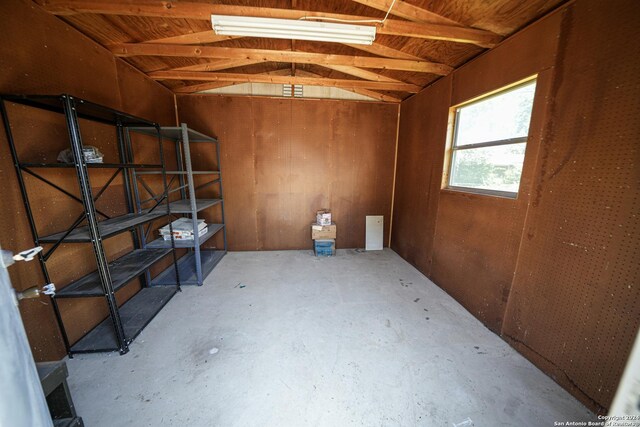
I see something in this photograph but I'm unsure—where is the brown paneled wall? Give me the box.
[392,7,562,332]
[430,71,555,332]
[0,0,176,360]
[501,0,640,412]
[177,95,398,251]
[391,76,451,276]
[391,0,640,412]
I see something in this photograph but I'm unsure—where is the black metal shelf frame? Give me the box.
[0,94,181,356]
[126,124,227,286]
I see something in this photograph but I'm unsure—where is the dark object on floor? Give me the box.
[37,361,84,427]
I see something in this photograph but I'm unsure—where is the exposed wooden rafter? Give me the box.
[142,31,426,65]
[379,19,499,47]
[350,0,463,26]
[177,68,403,103]
[39,1,502,47]
[343,42,424,60]
[145,33,242,45]
[170,59,266,72]
[175,68,293,92]
[141,31,429,65]
[141,37,426,72]
[295,70,402,103]
[151,70,422,93]
[317,65,404,83]
[110,44,453,75]
[32,0,565,103]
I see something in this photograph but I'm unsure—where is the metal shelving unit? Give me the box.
[126,124,227,286]
[0,94,180,355]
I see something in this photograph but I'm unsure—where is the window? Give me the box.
[447,79,537,197]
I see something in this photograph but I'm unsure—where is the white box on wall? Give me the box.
[365,216,384,251]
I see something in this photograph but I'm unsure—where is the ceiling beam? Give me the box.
[343,42,423,60]
[141,33,425,63]
[175,81,403,103]
[173,81,240,92]
[175,68,293,93]
[317,65,403,83]
[325,87,400,103]
[144,33,242,45]
[109,44,453,74]
[295,69,402,102]
[350,0,463,26]
[39,1,501,47]
[378,20,499,47]
[171,59,266,72]
[177,68,402,102]
[150,71,422,92]
[141,37,428,65]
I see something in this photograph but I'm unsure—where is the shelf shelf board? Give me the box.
[69,287,176,354]
[142,199,222,215]
[20,162,163,169]
[136,170,220,175]
[55,248,171,298]
[127,126,218,143]
[146,224,224,249]
[39,212,166,243]
[2,94,157,127]
[152,249,226,286]
[168,198,222,213]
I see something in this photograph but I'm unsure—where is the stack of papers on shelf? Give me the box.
[159,218,207,240]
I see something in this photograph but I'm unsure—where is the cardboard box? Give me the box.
[316,209,332,226]
[311,222,336,240]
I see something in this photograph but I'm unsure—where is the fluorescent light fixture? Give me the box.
[211,15,376,45]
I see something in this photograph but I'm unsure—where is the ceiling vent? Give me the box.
[283,84,303,98]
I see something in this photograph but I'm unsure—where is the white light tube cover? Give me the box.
[211,15,376,45]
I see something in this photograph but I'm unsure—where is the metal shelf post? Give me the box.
[63,97,128,353]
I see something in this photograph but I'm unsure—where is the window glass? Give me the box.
[448,79,537,196]
[450,143,526,193]
[455,82,536,147]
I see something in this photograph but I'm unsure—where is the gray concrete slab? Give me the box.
[66,249,595,426]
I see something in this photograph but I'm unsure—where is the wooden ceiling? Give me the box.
[34,0,566,102]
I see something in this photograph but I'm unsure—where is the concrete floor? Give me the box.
[67,249,595,426]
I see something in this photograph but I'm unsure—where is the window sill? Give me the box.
[442,186,519,200]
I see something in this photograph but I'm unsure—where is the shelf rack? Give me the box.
[1,94,180,355]
[126,124,227,286]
